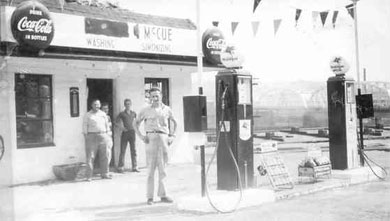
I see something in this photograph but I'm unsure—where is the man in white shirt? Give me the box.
[133,87,177,205]
[83,99,112,181]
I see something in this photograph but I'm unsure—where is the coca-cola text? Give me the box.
[17,17,53,34]
[206,38,226,50]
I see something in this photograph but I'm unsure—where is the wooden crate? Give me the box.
[298,164,331,180]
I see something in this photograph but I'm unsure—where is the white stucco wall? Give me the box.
[0,57,15,187]
[0,56,198,185]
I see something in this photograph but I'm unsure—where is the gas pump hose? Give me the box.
[204,87,243,213]
[356,130,388,180]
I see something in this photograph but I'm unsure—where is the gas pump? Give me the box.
[215,69,254,190]
[182,27,254,212]
[327,57,360,170]
[327,75,359,170]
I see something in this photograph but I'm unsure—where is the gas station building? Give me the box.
[0,0,219,185]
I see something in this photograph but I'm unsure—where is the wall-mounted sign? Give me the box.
[70,87,79,117]
[2,6,197,56]
[135,24,174,54]
[202,27,226,65]
[329,56,350,76]
[10,1,54,50]
[85,17,129,38]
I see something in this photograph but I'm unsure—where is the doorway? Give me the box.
[86,78,115,169]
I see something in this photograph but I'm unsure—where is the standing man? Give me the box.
[101,102,113,137]
[101,102,113,166]
[133,87,177,205]
[83,99,112,181]
[115,99,138,173]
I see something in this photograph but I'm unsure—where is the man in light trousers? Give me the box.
[133,87,177,205]
[83,99,112,181]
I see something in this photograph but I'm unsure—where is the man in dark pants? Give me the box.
[115,98,139,173]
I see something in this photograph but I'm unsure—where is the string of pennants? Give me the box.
[213,0,357,36]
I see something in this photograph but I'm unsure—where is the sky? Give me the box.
[116,0,390,82]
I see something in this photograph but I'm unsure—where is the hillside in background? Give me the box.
[253,81,390,110]
[202,78,390,130]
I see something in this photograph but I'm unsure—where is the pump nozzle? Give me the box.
[221,87,228,110]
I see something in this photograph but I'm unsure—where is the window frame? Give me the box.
[15,73,55,149]
[144,78,170,106]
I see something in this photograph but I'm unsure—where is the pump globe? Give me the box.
[329,56,350,76]
[220,44,245,69]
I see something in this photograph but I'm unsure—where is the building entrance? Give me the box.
[86,78,115,169]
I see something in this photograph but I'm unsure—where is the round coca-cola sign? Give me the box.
[11,1,54,50]
[202,27,226,65]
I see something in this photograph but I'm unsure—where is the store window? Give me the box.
[15,74,54,148]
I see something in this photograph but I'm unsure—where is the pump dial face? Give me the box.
[237,76,251,105]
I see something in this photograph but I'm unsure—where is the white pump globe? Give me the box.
[220,45,245,69]
[329,56,350,76]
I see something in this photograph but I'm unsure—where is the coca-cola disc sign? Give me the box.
[202,27,226,65]
[11,1,54,50]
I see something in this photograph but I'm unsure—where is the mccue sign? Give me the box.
[11,1,54,50]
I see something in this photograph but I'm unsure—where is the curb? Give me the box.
[175,166,386,214]
[276,166,387,201]
[275,180,350,200]
[176,188,276,214]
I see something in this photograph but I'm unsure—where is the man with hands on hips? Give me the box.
[133,87,177,205]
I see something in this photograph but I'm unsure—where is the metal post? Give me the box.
[200,145,206,197]
[358,89,365,166]
[352,0,364,166]
[244,161,248,189]
[352,0,361,88]
[196,0,203,95]
[363,68,366,81]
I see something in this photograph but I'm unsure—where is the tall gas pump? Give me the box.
[189,26,254,195]
[216,69,254,190]
[327,57,359,169]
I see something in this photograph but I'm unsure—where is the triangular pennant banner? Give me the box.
[320,11,329,26]
[273,19,282,36]
[295,8,302,26]
[312,11,320,27]
[346,4,355,19]
[253,0,262,13]
[212,21,219,27]
[332,11,339,28]
[231,22,239,35]
[251,21,260,37]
